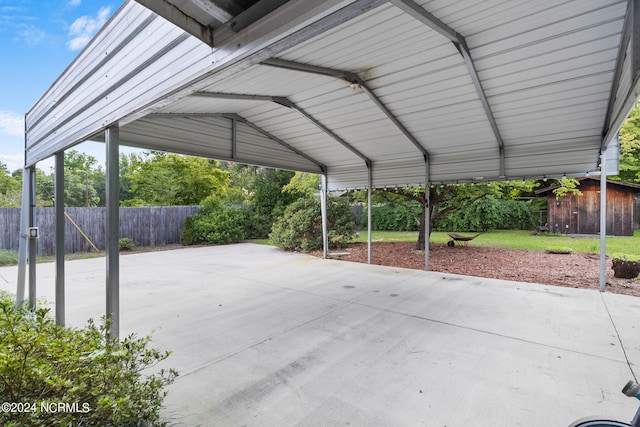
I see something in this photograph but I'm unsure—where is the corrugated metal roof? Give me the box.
[25,0,639,191]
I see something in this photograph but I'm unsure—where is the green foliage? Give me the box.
[269,196,356,252]
[180,196,262,245]
[0,161,21,207]
[118,238,136,251]
[614,104,640,183]
[552,178,583,199]
[0,292,177,426]
[435,196,534,232]
[250,168,299,220]
[185,207,244,245]
[282,172,320,197]
[361,202,420,231]
[124,153,229,206]
[611,253,640,262]
[0,249,19,266]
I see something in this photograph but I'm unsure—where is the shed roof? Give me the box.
[25,0,640,190]
[535,177,640,195]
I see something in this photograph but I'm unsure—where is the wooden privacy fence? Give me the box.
[0,206,200,256]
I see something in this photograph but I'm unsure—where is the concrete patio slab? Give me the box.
[0,243,638,426]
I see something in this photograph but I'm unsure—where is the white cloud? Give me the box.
[0,111,24,137]
[67,0,82,6]
[67,6,110,51]
[18,24,47,47]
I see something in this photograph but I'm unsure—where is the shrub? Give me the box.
[181,198,273,245]
[361,202,420,231]
[269,196,356,251]
[0,292,177,426]
[118,237,136,251]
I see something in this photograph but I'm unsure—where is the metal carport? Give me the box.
[17,0,640,337]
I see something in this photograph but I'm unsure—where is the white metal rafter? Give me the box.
[389,0,506,177]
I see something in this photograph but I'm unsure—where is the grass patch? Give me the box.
[352,229,640,257]
[0,249,18,266]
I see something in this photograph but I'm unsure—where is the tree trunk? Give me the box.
[416,198,428,251]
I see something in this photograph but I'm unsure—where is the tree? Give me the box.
[364,180,539,251]
[282,172,319,197]
[0,162,21,207]
[124,153,229,206]
[614,102,640,183]
[250,168,300,220]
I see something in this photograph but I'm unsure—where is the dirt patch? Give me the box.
[322,242,640,297]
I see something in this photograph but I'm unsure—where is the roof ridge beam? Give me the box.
[390,0,505,176]
[148,111,326,173]
[272,97,371,168]
[191,91,370,166]
[262,58,429,162]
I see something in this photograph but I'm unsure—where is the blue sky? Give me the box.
[0,0,118,173]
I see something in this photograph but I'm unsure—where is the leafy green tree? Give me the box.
[250,168,299,220]
[0,162,21,207]
[362,180,539,250]
[614,103,640,183]
[124,153,229,206]
[282,172,320,197]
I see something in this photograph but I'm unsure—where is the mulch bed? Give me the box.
[321,242,640,297]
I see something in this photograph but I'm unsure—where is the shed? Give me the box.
[536,178,640,236]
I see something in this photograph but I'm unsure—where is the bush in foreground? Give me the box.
[0,292,177,426]
[269,196,356,252]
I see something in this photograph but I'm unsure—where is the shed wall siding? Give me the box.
[547,181,635,236]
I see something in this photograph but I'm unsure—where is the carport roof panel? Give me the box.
[24,0,640,190]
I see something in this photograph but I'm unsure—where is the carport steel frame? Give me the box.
[15,0,640,339]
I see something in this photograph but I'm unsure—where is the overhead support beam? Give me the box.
[262,58,430,162]
[602,0,640,149]
[388,0,461,42]
[149,111,327,173]
[228,114,328,173]
[274,97,372,168]
[391,0,505,176]
[189,92,371,167]
[134,0,216,45]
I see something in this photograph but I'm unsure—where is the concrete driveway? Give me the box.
[1,243,638,426]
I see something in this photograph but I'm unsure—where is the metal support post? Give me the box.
[599,151,607,292]
[16,168,30,307]
[55,152,65,325]
[320,174,329,259]
[424,162,430,271]
[105,126,120,340]
[367,167,372,264]
[28,167,37,310]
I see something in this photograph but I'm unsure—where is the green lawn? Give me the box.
[352,229,640,257]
